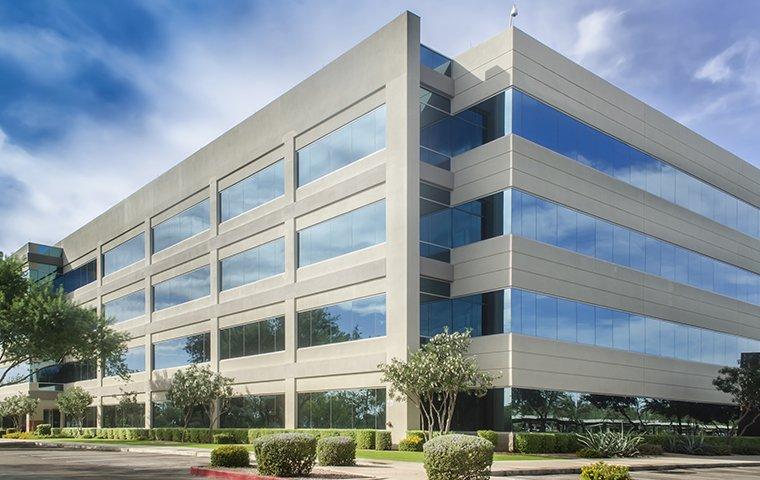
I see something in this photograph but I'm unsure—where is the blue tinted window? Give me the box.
[53,259,96,293]
[153,265,210,311]
[297,106,386,186]
[103,290,145,324]
[220,160,284,222]
[220,238,285,291]
[103,233,145,276]
[107,345,146,376]
[298,200,385,266]
[152,333,210,370]
[153,199,210,253]
[298,294,386,348]
[220,317,285,359]
[420,45,451,76]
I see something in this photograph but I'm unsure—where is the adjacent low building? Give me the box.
[2,11,759,439]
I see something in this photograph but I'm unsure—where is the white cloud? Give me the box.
[571,8,628,79]
[695,39,759,83]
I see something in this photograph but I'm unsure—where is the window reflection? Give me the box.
[220,160,285,222]
[297,200,386,267]
[152,332,211,370]
[103,290,145,324]
[297,388,386,429]
[220,317,285,359]
[297,106,386,186]
[152,265,210,311]
[220,238,284,291]
[298,294,386,348]
[153,199,210,253]
[221,395,285,428]
[103,233,145,276]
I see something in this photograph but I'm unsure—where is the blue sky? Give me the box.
[1,0,759,254]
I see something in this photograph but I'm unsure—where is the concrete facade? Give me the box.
[2,13,759,439]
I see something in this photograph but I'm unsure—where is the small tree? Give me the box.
[166,364,233,440]
[379,330,497,439]
[714,363,760,436]
[116,391,143,427]
[56,386,93,428]
[0,394,40,431]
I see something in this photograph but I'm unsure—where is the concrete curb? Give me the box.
[0,439,212,457]
[490,460,760,476]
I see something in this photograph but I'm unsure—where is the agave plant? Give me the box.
[665,435,705,455]
[576,430,643,458]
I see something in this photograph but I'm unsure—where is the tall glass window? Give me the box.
[420,45,451,76]
[220,160,285,222]
[297,106,386,186]
[53,259,96,293]
[219,317,285,360]
[153,199,210,253]
[420,183,452,261]
[103,404,145,428]
[297,388,386,429]
[103,290,145,324]
[221,395,285,428]
[297,200,386,267]
[152,332,211,370]
[220,238,285,291]
[153,403,208,428]
[103,233,145,276]
[152,265,210,311]
[298,294,386,348]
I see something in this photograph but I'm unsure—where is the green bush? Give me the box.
[317,436,355,466]
[407,430,426,442]
[210,445,250,468]
[699,444,732,456]
[423,434,494,480]
[213,433,236,444]
[35,424,52,436]
[477,430,498,449]
[253,433,317,477]
[637,443,664,456]
[247,428,292,443]
[82,428,97,438]
[732,444,760,455]
[375,431,392,451]
[514,433,556,454]
[579,462,631,480]
[5,428,18,435]
[554,433,580,453]
[577,448,603,458]
[355,429,375,450]
[0,428,5,438]
[399,435,424,452]
[50,427,61,437]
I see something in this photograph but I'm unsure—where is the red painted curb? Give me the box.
[189,466,279,480]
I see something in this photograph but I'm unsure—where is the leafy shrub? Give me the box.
[213,433,236,444]
[732,444,760,455]
[406,431,426,442]
[579,462,631,480]
[253,433,317,477]
[399,435,424,452]
[637,443,664,456]
[477,430,498,449]
[664,435,704,455]
[210,445,250,468]
[317,436,355,466]
[0,429,5,438]
[247,428,292,443]
[375,431,392,451]
[5,428,18,435]
[35,424,52,436]
[699,444,732,456]
[4,431,38,439]
[555,433,580,453]
[514,433,556,454]
[577,431,642,458]
[355,429,375,450]
[423,434,494,480]
[577,448,603,458]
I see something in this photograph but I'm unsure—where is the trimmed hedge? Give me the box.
[355,429,375,450]
[213,433,236,444]
[514,433,556,454]
[423,434,494,480]
[35,424,52,436]
[317,436,356,466]
[580,462,631,480]
[253,433,317,477]
[638,443,664,456]
[477,430,498,449]
[375,430,392,451]
[399,435,424,452]
[210,445,250,468]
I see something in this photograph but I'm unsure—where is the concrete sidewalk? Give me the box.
[3,439,760,479]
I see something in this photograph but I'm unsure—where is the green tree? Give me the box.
[0,393,40,431]
[0,256,130,386]
[513,389,569,432]
[56,386,93,427]
[115,391,143,427]
[714,363,760,436]
[379,330,498,439]
[166,364,233,440]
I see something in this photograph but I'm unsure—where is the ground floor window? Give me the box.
[64,407,96,428]
[449,387,738,435]
[297,388,386,429]
[43,409,61,427]
[220,395,285,428]
[152,402,209,428]
[103,404,145,428]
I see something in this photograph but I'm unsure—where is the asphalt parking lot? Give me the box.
[0,447,199,479]
[502,465,760,479]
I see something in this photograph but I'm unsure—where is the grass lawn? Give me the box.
[41,438,554,462]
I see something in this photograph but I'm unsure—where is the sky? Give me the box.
[1,0,760,254]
